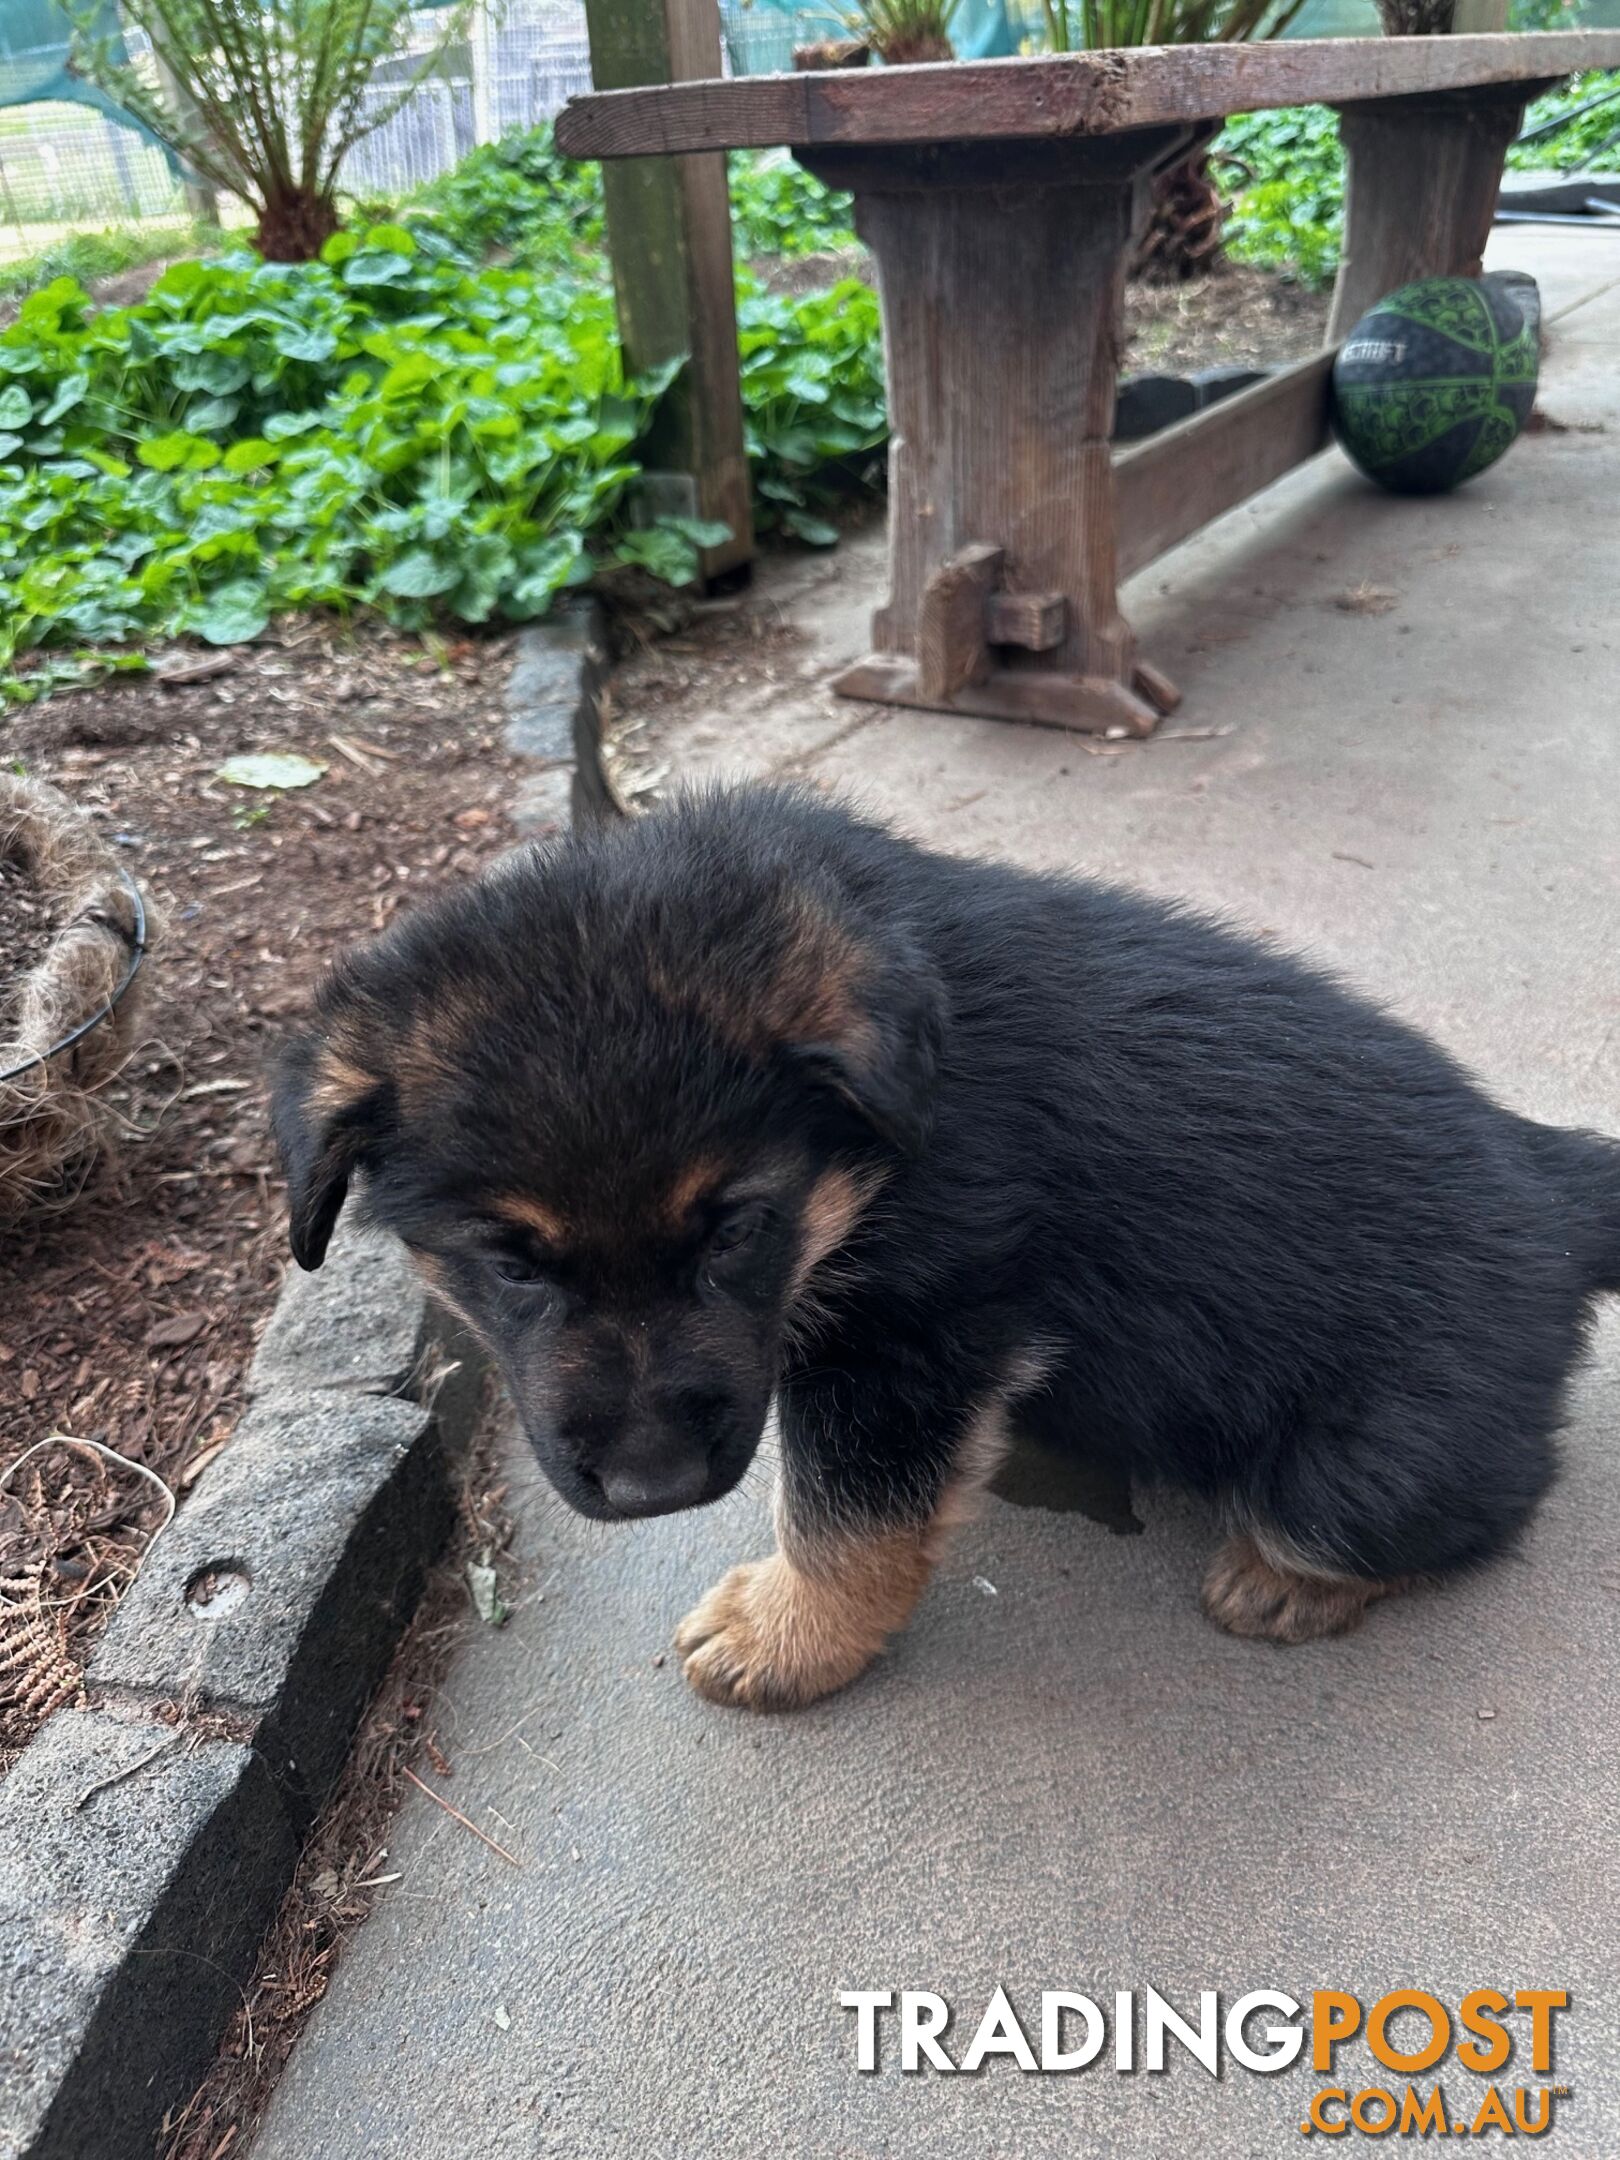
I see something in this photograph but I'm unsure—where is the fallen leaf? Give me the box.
[215,752,327,791]
[467,1555,509,1627]
[147,1312,206,1349]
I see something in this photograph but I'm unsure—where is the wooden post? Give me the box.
[582,0,753,580]
[802,133,1200,735]
[1328,85,1537,341]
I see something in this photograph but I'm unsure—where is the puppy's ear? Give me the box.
[271,1032,388,1270]
[786,924,945,1156]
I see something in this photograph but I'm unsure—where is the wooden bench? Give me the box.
[558,33,1620,735]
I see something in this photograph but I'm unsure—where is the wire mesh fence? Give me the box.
[0,0,596,249]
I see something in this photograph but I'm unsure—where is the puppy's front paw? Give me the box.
[1201,1534,1383,1644]
[674,1556,882,1711]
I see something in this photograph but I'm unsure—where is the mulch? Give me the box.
[1123,263,1331,376]
[0,619,528,1769]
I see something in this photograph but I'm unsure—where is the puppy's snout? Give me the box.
[598,1455,712,1518]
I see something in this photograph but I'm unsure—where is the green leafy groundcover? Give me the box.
[0,203,883,698]
[1215,76,1620,290]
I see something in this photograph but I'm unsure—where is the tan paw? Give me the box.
[674,1555,885,1711]
[1201,1534,1388,1645]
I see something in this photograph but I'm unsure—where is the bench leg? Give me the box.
[801,134,1198,736]
[1328,88,1540,344]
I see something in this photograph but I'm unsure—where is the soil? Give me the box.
[603,592,820,803]
[1123,264,1331,375]
[756,253,1332,376]
[0,853,58,1029]
[0,620,528,1767]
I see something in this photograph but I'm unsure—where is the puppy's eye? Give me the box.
[490,1252,559,1312]
[708,1203,770,1262]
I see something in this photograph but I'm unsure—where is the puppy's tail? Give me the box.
[1523,1122,1620,1294]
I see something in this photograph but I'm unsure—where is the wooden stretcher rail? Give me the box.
[1113,352,1338,582]
[555,31,1620,159]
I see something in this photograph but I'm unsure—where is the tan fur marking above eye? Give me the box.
[662,1155,727,1228]
[491,1193,570,1246]
[402,1248,494,1355]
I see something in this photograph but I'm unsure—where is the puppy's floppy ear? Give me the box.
[786,922,945,1155]
[271,1031,388,1271]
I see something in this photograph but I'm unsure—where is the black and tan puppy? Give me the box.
[273,786,1620,1709]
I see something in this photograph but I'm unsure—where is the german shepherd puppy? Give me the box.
[273,786,1620,1710]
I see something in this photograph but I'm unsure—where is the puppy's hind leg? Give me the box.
[1200,1529,1404,1645]
[675,1360,1015,1712]
[1198,1380,1555,1647]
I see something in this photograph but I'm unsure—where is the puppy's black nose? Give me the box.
[599,1457,711,1518]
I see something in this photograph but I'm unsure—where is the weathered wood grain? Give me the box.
[583,0,751,576]
[832,654,1169,735]
[1113,352,1337,581]
[986,590,1067,652]
[554,31,1620,159]
[917,544,1003,701]
[848,132,1192,693]
[1328,87,1535,340]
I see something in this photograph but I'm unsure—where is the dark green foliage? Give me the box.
[1506,70,1620,170]
[1214,106,1344,287]
[0,228,693,693]
[727,155,857,262]
[405,127,856,267]
[736,273,885,542]
[0,136,883,694]
[1214,80,1619,288]
[404,125,606,262]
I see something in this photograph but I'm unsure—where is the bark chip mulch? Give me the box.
[0,620,529,1769]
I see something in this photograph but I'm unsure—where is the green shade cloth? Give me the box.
[0,0,177,157]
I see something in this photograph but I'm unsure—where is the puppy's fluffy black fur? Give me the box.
[276,785,1620,1676]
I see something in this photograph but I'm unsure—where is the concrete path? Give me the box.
[256,234,1620,2158]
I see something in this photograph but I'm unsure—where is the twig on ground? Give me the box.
[400,1765,523,1868]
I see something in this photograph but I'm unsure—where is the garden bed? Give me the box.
[0,621,525,1769]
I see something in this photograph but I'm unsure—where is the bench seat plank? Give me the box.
[555,31,1620,160]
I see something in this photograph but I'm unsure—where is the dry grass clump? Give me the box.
[0,773,153,1221]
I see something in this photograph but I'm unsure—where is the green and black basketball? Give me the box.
[1331,277,1538,496]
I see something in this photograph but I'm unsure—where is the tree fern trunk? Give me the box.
[1131,149,1226,282]
[255,184,343,262]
